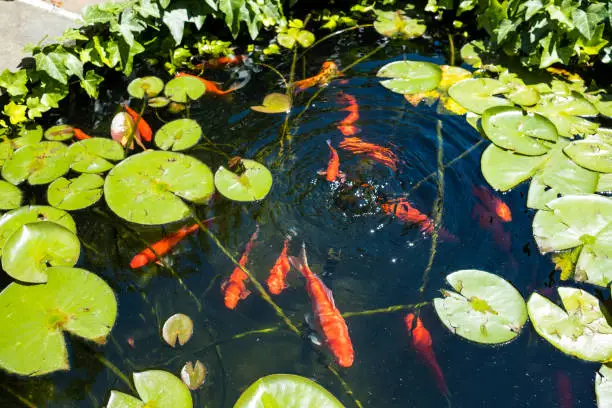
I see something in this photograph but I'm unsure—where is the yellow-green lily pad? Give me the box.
[448,78,512,114]
[564,137,612,173]
[47,174,104,211]
[68,138,125,173]
[165,76,206,103]
[596,364,612,407]
[44,125,74,141]
[251,93,291,114]
[532,92,599,138]
[148,96,171,108]
[128,76,164,99]
[162,313,194,347]
[0,181,22,209]
[481,144,547,191]
[377,60,442,95]
[154,119,202,151]
[2,141,70,185]
[214,159,272,202]
[373,10,426,39]
[12,124,43,149]
[108,370,193,408]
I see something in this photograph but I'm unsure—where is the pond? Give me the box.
[0,31,601,407]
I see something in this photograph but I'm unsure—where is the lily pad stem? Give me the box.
[95,354,137,394]
[296,24,374,62]
[448,32,455,66]
[340,42,387,74]
[0,384,37,408]
[342,302,428,318]
[255,62,288,89]
[327,364,364,408]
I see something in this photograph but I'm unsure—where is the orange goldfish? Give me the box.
[123,103,153,142]
[380,198,457,242]
[339,137,398,171]
[221,226,259,309]
[72,127,93,140]
[472,185,512,222]
[194,55,248,70]
[337,92,359,136]
[175,72,244,96]
[318,140,345,182]
[267,238,291,295]
[293,61,340,93]
[404,314,449,400]
[289,243,354,368]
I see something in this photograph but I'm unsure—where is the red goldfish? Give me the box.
[72,128,93,140]
[289,243,354,367]
[221,226,259,309]
[404,314,450,400]
[556,371,573,408]
[123,103,152,142]
[472,185,512,222]
[472,202,511,252]
[318,140,345,182]
[175,72,244,96]
[293,61,340,93]
[380,198,457,242]
[339,137,398,172]
[193,55,248,70]
[337,92,359,136]
[267,238,291,295]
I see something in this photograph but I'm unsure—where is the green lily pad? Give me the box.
[154,119,202,151]
[48,174,104,211]
[598,173,612,192]
[527,288,612,362]
[2,222,80,283]
[234,374,344,408]
[527,175,560,210]
[68,138,125,173]
[0,205,76,255]
[13,124,43,149]
[104,151,214,225]
[373,10,426,39]
[448,78,513,114]
[0,181,22,209]
[214,159,272,202]
[596,364,612,407]
[181,360,206,390]
[168,102,187,114]
[481,106,558,156]
[44,125,74,141]
[532,92,599,137]
[564,137,612,173]
[148,97,170,108]
[2,141,70,185]
[377,61,442,95]
[162,313,194,347]
[433,269,527,344]
[127,76,164,99]
[481,144,547,191]
[0,141,13,167]
[165,76,206,103]
[507,85,540,107]
[251,93,291,114]
[539,141,598,196]
[0,267,117,375]
[108,370,193,408]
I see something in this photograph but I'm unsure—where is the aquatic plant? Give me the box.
[107,370,192,408]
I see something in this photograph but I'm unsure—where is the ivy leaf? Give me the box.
[546,4,575,28]
[572,8,597,40]
[35,53,68,84]
[577,24,609,55]
[61,51,84,81]
[3,102,28,125]
[162,7,189,44]
[539,33,570,68]
[159,0,171,9]
[219,0,246,37]
[0,69,28,97]
[26,97,50,120]
[80,70,104,98]
[135,0,160,18]
[56,28,88,42]
[115,8,146,47]
[496,19,516,43]
[118,40,144,76]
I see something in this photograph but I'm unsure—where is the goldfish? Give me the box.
[318,140,345,182]
[472,185,512,222]
[72,128,93,140]
[193,55,248,70]
[175,72,245,96]
[293,61,340,93]
[472,202,511,252]
[556,371,573,408]
[267,238,291,295]
[404,314,450,401]
[337,92,359,136]
[123,103,153,142]
[380,198,457,242]
[289,243,354,367]
[221,226,259,309]
[339,137,398,172]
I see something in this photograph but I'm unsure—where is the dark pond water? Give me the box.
[0,32,602,408]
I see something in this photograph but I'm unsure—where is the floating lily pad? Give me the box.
[44,125,74,141]
[448,78,512,114]
[2,141,70,185]
[0,181,22,209]
[47,174,104,211]
[214,159,272,202]
[234,374,344,408]
[0,267,117,375]
[528,288,612,362]
[373,10,426,39]
[377,61,442,95]
[596,365,612,407]
[481,144,547,191]
[165,76,206,103]
[104,151,214,225]
[13,124,43,148]
[168,102,187,114]
[128,76,164,99]
[162,313,194,347]
[0,141,13,167]
[2,222,80,283]
[527,175,560,210]
[539,141,598,196]
[155,119,202,151]
[598,173,612,192]
[108,370,192,408]
[68,138,125,173]
[433,269,527,344]
[481,107,558,156]
[564,137,612,173]
[404,65,472,115]
[181,360,206,390]
[251,93,291,114]
[148,97,170,108]
[532,92,599,137]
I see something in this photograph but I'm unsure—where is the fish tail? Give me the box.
[288,242,309,276]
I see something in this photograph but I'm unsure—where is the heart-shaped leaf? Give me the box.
[481,144,547,191]
[181,360,206,390]
[162,313,194,347]
[128,76,164,99]
[47,173,104,210]
[214,159,272,202]
[373,10,426,39]
[250,93,291,114]
[165,76,206,103]
[377,60,442,95]
[154,119,202,151]
[448,78,513,114]
[108,370,193,408]
[68,138,125,173]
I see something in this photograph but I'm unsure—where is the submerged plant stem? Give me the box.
[297,24,374,62]
[96,354,136,394]
[341,42,387,74]
[342,302,429,318]
[0,384,37,408]
[327,364,364,408]
[448,32,455,66]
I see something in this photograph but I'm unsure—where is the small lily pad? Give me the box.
[148,96,171,108]
[234,374,344,408]
[596,364,612,407]
[214,159,272,202]
[68,138,125,173]
[154,119,202,151]
[13,124,43,149]
[528,288,612,362]
[165,76,206,103]
[433,269,528,344]
[481,144,547,191]
[251,93,291,114]
[181,360,206,390]
[2,141,70,185]
[44,125,74,141]
[2,222,80,283]
[47,174,104,211]
[0,181,22,209]
[377,61,442,95]
[162,313,194,347]
[108,370,193,408]
[127,76,164,99]
[564,137,612,173]
[373,10,426,39]
[448,78,512,114]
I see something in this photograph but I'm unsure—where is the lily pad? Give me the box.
[377,61,442,95]
[251,93,291,114]
[181,360,206,390]
[214,159,272,202]
[539,141,598,196]
[527,175,561,210]
[481,144,547,191]
[0,141,13,167]
[13,124,43,148]
[564,137,612,173]
[165,76,206,103]
[162,313,194,347]
[68,138,125,173]
[154,119,202,151]
[404,65,472,115]
[532,92,599,137]
[148,97,170,108]
[0,181,22,209]
[448,78,513,114]
[373,10,426,39]
[47,174,104,211]
[2,141,70,185]
[433,269,527,344]
[596,364,612,407]
[598,173,612,192]
[104,151,214,225]
[108,370,192,408]
[527,288,612,362]
[127,76,164,99]
[44,125,74,141]
[0,267,117,375]
[234,374,344,408]
[2,222,80,283]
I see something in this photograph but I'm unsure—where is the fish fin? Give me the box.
[155,260,163,266]
[308,332,323,347]
[240,288,251,299]
[320,279,336,308]
[289,242,309,273]
[317,170,327,176]
[220,279,229,291]
[304,313,315,329]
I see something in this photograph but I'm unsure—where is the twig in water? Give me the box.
[327,364,364,408]
[342,302,429,318]
[96,354,136,394]
[0,384,37,408]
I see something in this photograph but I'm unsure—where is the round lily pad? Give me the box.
[539,141,598,196]
[564,138,612,173]
[0,267,117,375]
[2,141,70,185]
[532,92,599,138]
[0,141,13,167]
[13,124,43,149]
[598,173,612,192]
[377,61,442,95]
[234,374,344,408]
[214,159,272,202]
[481,106,558,156]
[481,144,547,191]
[448,78,512,114]
[68,138,125,173]
[127,76,164,99]
[165,76,206,103]
[507,85,540,107]
[181,360,206,390]
[596,364,612,407]
[44,125,74,141]
[0,181,22,209]
[47,173,104,211]
[2,222,80,283]
[528,288,612,362]
[433,269,528,344]
[526,175,560,210]
[251,93,291,113]
[148,96,171,108]
[373,10,426,39]
[108,370,193,408]
[104,151,214,225]
[154,119,202,151]
[162,313,194,347]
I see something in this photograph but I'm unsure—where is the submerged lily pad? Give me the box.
[481,144,547,191]
[108,370,192,408]
[234,374,344,408]
[44,125,74,141]
[251,93,291,114]
[68,138,125,173]
[528,288,612,362]
[596,364,612,407]
[448,78,512,114]
[214,159,272,202]
[162,313,194,347]
[181,360,206,390]
[0,181,22,209]
[373,10,426,39]
[47,174,104,211]
[377,61,442,95]
[564,137,612,173]
[128,76,164,99]
[165,76,206,103]
[433,269,527,344]
[155,119,202,151]
[0,267,117,375]
[104,151,214,225]
[2,222,80,283]
[2,141,70,185]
